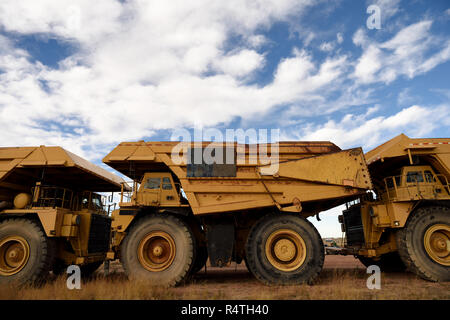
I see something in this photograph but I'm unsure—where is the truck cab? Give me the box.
[0,146,125,285]
[120,172,188,208]
[382,165,449,201]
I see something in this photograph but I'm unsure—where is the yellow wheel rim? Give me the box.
[138,231,176,272]
[424,224,450,266]
[265,229,307,272]
[0,236,30,276]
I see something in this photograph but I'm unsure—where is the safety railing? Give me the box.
[31,184,110,214]
[382,174,450,201]
[32,185,74,209]
[119,181,137,204]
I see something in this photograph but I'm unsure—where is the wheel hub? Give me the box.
[274,239,296,262]
[0,236,30,276]
[265,229,307,272]
[424,224,450,266]
[138,231,176,272]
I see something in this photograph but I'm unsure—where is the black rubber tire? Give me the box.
[396,206,450,282]
[357,252,406,272]
[0,218,54,286]
[120,214,195,287]
[190,245,208,274]
[185,217,207,275]
[245,214,324,285]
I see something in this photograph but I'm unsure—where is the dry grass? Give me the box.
[1,257,449,300]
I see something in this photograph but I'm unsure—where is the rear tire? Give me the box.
[397,206,449,282]
[0,218,54,286]
[185,217,207,275]
[120,214,195,286]
[245,214,324,285]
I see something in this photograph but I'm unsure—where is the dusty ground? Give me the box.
[1,255,449,300]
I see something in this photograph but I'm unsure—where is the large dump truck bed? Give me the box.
[365,134,450,186]
[0,146,125,202]
[103,141,372,216]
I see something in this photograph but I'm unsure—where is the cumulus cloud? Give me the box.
[353,21,450,84]
[0,1,449,162]
[0,0,320,158]
[286,105,449,150]
[319,42,334,52]
[369,0,401,21]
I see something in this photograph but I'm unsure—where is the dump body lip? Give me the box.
[0,146,128,192]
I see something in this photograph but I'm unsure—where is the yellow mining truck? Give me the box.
[0,146,125,285]
[103,140,372,285]
[339,134,449,281]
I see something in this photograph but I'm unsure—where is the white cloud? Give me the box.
[319,41,334,52]
[336,32,344,44]
[287,105,449,149]
[353,21,450,84]
[0,0,346,159]
[397,88,414,106]
[0,0,122,43]
[354,45,382,83]
[246,34,268,48]
[0,1,449,163]
[370,0,401,20]
[213,49,265,78]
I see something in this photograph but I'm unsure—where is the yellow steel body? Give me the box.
[353,135,450,258]
[103,141,372,217]
[0,146,125,267]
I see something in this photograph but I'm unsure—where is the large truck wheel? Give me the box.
[120,214,195,286]
[397,206,449,282]
[357,252,406,272]
[185,217,207,275]
[245,214,324,285]
[0,218,54,285]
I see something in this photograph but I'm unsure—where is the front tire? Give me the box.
[120,214,195,286]
[397,206,449,282]
[245,214,324,285]
[0,218,54,286]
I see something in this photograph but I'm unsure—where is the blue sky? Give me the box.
[0,0,449,236]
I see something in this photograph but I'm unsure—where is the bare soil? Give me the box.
[1,255,448,300]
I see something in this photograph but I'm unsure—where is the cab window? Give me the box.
[406,171,424,183]
[424,170,435,183]
[386,176,401,188]
[144,178,161,189]
[162,177,173,190]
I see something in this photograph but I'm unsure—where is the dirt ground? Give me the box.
[1,255,448,300]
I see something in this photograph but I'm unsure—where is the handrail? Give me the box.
[31,184,109,214]
[119,180,136,203]
[382,173,449,201]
